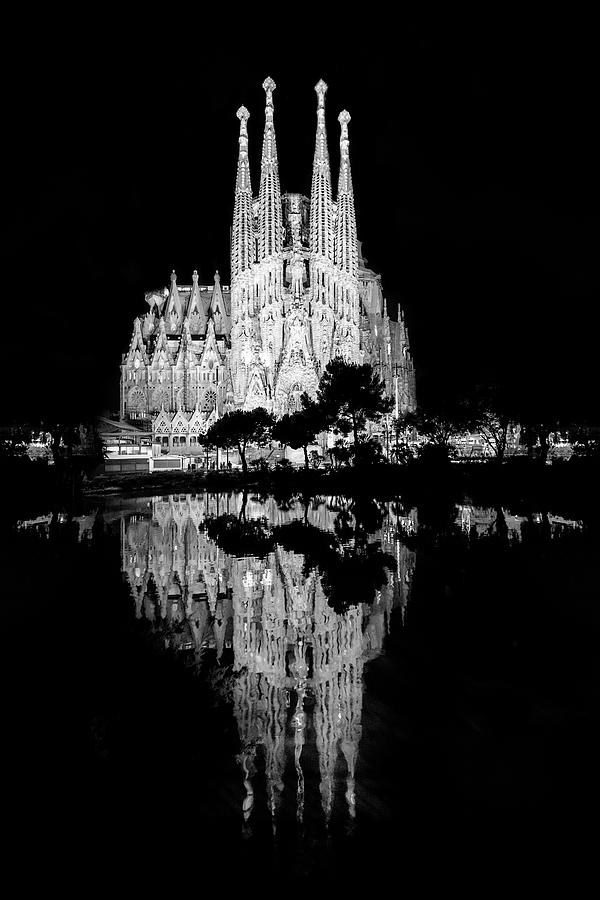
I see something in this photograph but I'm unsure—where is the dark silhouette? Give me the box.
[316,358,392,447]
[205,408,274,477]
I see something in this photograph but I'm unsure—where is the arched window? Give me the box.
[128,387,146,411]
[202,390,216,413]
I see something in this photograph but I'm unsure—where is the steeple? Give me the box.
[258,77,282,261]
[128,317,148,362]
[209,270,227,334]
[231,106,253,281]
[187,269,206,331]
[165,269,183,329]
[335,111,358,278]
[310,79,334,262]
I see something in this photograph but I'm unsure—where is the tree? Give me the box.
[465,385,517,463]
[328,439,352,470]
[402,406,467,462]
[42,420,81,468]
[513,385,566,466]
[350,437,386,468]
[205,408,274,477]
[272,396,326,471]
[316,358,392,448]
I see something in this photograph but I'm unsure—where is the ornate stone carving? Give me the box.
[120,78,416,431]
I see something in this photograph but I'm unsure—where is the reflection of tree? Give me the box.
[273,518,396,613]
[118,491,415,838]
[203,514,275,558]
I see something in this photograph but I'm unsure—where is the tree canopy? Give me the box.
[272,395,327,470]
[316,358,392,446]
[205,408,274,475]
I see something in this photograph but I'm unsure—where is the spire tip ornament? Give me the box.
[262,76,276,96]
[315,79,328,106]
[236,105,250,122]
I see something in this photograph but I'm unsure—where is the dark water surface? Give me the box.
[7,492,599,888]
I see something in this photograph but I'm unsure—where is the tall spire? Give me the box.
[258,77,282,261]
[310,79,334,262]
[165,269,183,328]
[231,106,253,281]
[335,110,358,278]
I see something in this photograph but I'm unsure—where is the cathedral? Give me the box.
[120,78,416,447]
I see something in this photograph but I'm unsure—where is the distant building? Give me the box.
[120,78,416,454]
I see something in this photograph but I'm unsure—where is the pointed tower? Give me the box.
[231,107,253,283]
[245,76,283,410]
[309,79,336,372]
[165,270,183,334]
[187,269,207,335]
[310,79,334,266]
[258,77,282,263]
[209,270,228,335]
[335,111,358,279]
[333,110,361,362]
[230,105,257,408]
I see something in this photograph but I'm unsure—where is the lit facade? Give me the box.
[120,78,416,448]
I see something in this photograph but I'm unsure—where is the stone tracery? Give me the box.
[120,78,416,443]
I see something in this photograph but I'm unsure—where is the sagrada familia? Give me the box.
[120,78,416,443]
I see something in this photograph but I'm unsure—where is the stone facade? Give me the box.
[120,78,416,446]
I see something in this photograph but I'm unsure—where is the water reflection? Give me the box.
[18,495,583,839]
[119,492,415,833]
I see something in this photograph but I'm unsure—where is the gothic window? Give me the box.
[128,388,146,411]
[202,390,216,413]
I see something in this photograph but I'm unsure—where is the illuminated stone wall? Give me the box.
[120,79,416,436]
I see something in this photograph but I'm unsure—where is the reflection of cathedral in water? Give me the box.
[120,492,416,829]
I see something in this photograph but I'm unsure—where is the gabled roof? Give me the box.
[186,270,208,332]
[153,408,173,434]
[198,318,225,369]
[208,271,231,336]
[126,318,149,364]
[165,270,183,323]
[151,319,173,367]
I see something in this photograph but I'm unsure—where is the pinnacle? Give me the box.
[262,76,276,95]
[315,79,328,104]
[338,110,351,126]
[236,105,250,122]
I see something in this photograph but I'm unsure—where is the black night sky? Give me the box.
[3,16,598,422]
